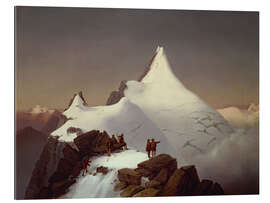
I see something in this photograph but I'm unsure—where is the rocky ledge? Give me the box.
[25,130,125,199]
[116,154,224,197]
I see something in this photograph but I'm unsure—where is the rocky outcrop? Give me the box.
[96,166,109,175]
[25,130,126,199]
[133,188,160,197]
[118,168,142,185]
[106,80,127,105]
[114,182,128,191]
[137,154,177,180]
[120,185,144,197]
[116,154,224,197]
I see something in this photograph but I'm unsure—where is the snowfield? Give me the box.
[51,95,176,156]
[61,150,148,198]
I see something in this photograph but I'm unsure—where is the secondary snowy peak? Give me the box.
[63,92,88,118]
[140,46,185,88]
[28,105,55,114]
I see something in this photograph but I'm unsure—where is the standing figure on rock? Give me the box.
[106,137,112,156]
[117,134,127,150]
[146,139,151,158]
[82,155,90,176]
[150,138,160,157]
[111,134,118,145]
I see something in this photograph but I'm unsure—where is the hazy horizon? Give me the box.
[15,7,259,111]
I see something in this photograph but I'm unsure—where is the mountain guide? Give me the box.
[106,137,112,156]
[150,138,160,157]
[111,134,118,145]
[117,134,127,150]
[82,155,90,176]
[146,139,151,158]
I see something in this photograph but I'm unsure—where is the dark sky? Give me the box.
[15,6,259,111]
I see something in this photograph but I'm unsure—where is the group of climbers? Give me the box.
[106,134,127,156]
[81,132,160,176]
[145,138,160,158]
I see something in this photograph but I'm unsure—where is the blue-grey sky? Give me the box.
[15,7,259,110]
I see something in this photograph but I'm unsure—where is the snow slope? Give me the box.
[124,46,233,160]
[51,95,176,156]
[61,150,148,198]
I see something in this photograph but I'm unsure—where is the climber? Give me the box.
[117,134,127,150]
[146,139,151,158]
[106,137,112,156]
[82,155,90,176]
[150,138,160,157]
[111,134,118,145]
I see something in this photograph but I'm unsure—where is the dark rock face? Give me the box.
[161,165,200,196]
[25,130,127,199]
[15,127,48,199]
[106,80,127,105]
[62,144,80,165]
[51,179,76,198]
[74,130,107,156]
[25,136,66,199]
[193,180,224,195]
[118,168,142,185]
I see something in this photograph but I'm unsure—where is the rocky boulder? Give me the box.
[74,130,108,155]
[153,168,168,184]
[118,168,142,185]
[120,185,144,197]
[133,188,160,197]
[96,166,109,175]
[114,182,128,191]
[161,165,200,196]
[145,180,162,189]
[137,154,177,179]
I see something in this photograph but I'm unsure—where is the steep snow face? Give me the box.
[61,150,148,198]
[124,47,233,161]
[51,96,176,156]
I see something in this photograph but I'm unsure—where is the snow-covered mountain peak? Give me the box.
[141,47,185,90]
[71,94,84,108]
